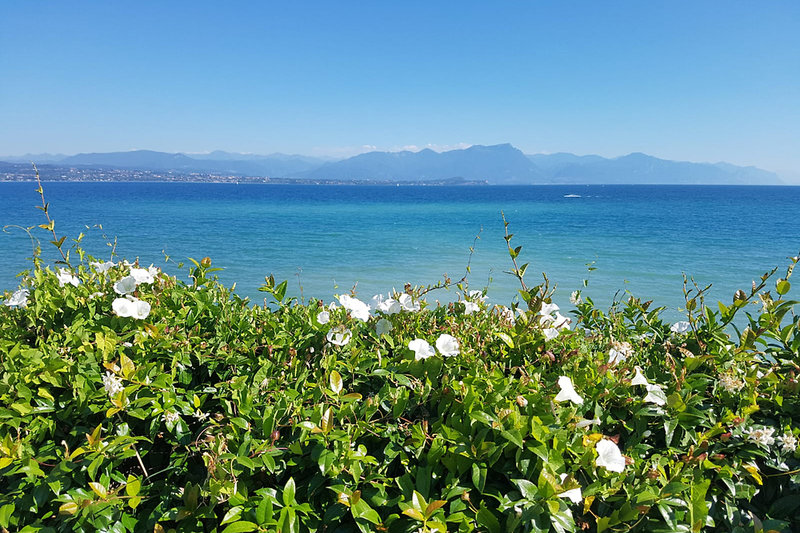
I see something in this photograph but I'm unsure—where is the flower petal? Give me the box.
[435,334,459,357]
[554,376,584,405]
[595,439,626,472]
[114,276,138,295]
[557,488,583,504]
[670,321,691,334]
[631,366,649,386]
[326,326,352,346]
[408,338,435,360]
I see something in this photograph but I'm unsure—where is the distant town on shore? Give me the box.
[0,143,784,185]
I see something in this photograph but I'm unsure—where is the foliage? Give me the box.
[1,190,799,532]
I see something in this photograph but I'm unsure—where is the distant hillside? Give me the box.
[56,150,327,177]
[302,144,541,184]
[528,152,782,185]
[0,145,784,184]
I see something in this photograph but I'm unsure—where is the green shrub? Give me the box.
[1,187,798,532]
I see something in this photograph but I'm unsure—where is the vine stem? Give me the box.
[116,414,150,478]
[502,211,528,293]
[33,163,70,265]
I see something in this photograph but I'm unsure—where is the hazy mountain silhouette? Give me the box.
[528,152,781,184]
[1,145,783,184]
[301,144,542,183]
[57,150,326,177]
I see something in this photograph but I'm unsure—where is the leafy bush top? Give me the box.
[1,185,799,533]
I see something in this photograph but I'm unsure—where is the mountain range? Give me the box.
[0,144,783,184]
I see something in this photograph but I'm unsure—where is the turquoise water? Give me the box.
[2,182,799,318]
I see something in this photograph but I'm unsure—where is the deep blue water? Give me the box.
[2,182,799,318]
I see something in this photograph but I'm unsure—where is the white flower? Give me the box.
[463,301,480,315]
[57,268,79,287]
[164,410,180,424]
[89,291,104,300]
[326,326,352,346]
[576,418,601,428]
[408,338,435,360]
[608,348,626,365]
[557,487,583,504]
[643,383,667,406]
[435,334,459,357]
[130,267,154,285]
[372,294,401,315]
[90,260,115,273]
[102,371,124,398]
[552,312,571,330]
[595,439,626,472]
[4,288,29,308]
[147,265,159,277]
[777,433,797,453]
[631,366,649,386]
[398,293,420,312]
[112,296,151,319]
[671,321,691,334]
[540,302,560,316]
[375,318,393,335]
[113,275,138,295]
[570,291,582,305]
[608,341,632,365]
[747,426,776,447]
[543,327,560,340]
[468,290,487,303]
[718,373,743,394]
[316,310,330,325]
[554,376,584,405]
[338,294,371,321]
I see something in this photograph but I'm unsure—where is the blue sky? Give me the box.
[1,2,798,178]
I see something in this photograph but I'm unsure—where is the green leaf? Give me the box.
[690,479,710,533]
[221,521,259,533]
[341,392,362,401]
[472,463,487,492]
[495,332,514,348]
[412,490,428,512]
[514,479,538,500]
[777,279,791,295]
[0,504,15,528]
[257,496,274,525]
[476,505,501,533]
[330,370,343,395]
[89,481,108,499]
[283,477,297,506]
[402,508,425,521]
[320,407,333,434]
[59,502,78,516]
[126,476,141,497]
[351,498,381,525]
[501,428,524,448]
[221,506,243,525]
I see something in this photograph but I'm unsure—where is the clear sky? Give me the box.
[1,2,799,178]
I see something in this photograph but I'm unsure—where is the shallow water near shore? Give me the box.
[2,182,799,319]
